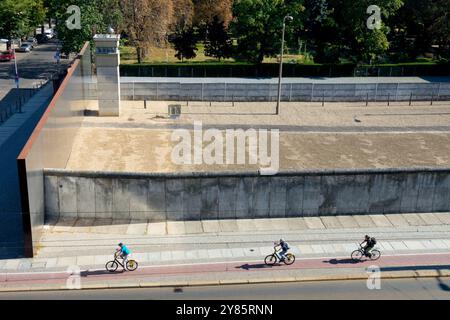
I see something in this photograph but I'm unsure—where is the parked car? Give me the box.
[26,37,38,46]
[22,41,35,49]
[44,29,54,39]
[35,34,48,44]
[16,43,32,52]
[0,50,15,61]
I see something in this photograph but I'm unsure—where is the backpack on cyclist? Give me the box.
[370,237,377,245]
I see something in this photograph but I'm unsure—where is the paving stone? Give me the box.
[207,249,223,259]
[320,217,343,229]
[369,215,393,227]
[321,244,335,254]
[377,241,394,252]
[4,260,21,270]
[389,241,408,251]
[403,240,426,250]
[167,221,186,235]
[202,220,220,233]
[332,244,346,253]
[147,222,166,235]
[220,249,233,258]
[185,250,200,260]
[385,214,410,227]
[126,221,148,235]
[336,216,359,228]
[304,217,325,229]
[297,244,314,256]
[94,255,111,265]
[184,221,203,234]
[418,213,443,226]
[148,252,162,262]
[132,253,149,262]
[230,248,245,258]
[401,214,426,226]
[171,251,186,261]
[286,218,308,230]
[430,239,449,249]
[353,215,375,228]
[254,219,276,231]
[433,213,450,225]
[76,256,95,266]
[420,240,437,250]
[219,220,239,233]
[56,257,77,267]
[268,218,290,231]
[311,244,325,254]
[160,251,172,261]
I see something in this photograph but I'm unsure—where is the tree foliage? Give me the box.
[204,16,233,60]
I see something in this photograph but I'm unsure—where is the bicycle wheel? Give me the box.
[284,253,295,265]
[264,254,277,266]
[351,250,364,261]
[106,260,118,272]
[370,250,381,261]
[126,260,138,271]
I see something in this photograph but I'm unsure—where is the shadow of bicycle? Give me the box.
[235,263,282,270]
[80,269,125,277]
[323,258,364,265]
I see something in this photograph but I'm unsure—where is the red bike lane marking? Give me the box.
[2,253,450,286]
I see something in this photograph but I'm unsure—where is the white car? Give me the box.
[44,29,54,39]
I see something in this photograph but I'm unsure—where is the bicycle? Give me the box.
[106,251,139,272]
[351,245,381,261]
[264,247,295,266]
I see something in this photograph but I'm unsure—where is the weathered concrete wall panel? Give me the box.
[44,168,450,221]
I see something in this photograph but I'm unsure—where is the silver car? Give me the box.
[17,43,32,52]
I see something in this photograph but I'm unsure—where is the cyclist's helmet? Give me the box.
[118,242,123,247]
[365,235,370,240]
[280,238,284,243]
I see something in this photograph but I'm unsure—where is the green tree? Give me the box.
[0,0,46,39]
[204,16,232,60]
[170,27,198,61]
[52,0,122,55]
[231,0,305,64]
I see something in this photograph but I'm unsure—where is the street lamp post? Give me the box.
[12,42,19,89]
[276,15,293,115]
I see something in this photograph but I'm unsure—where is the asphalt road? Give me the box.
[1,277,449,300]
[0,40,67,100]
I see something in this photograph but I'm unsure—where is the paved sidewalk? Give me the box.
[1,213,450,273]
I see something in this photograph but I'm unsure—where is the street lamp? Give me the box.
[276,15,293,115]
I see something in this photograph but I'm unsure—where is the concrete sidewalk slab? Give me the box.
[126,220,148,235]
[286,218,308,230]
[147,222,166,235]
[385,214,410,227]
[219,220,238,232]
[202,220,220,233]
[336,216,359,228]
[320,217,343,229]
[353,215,375,227]
[304,217,325,229]
[184,221,203,234]
[369,215,393,227]
[402,214,426,226]
[417,213,442,226]
[433,213,450,225]
[167,222,185,235]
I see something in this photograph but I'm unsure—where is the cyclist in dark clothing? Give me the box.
[361,235,377,257]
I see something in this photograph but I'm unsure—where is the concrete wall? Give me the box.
[44,168,450,221]
[112,78,450,102]
[17,43,92,257]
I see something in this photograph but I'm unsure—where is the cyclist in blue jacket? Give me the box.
[117,242,131,270]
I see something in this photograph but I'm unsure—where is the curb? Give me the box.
[1,269,449,293]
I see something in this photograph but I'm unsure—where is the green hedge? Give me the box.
[120,62,450,78]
